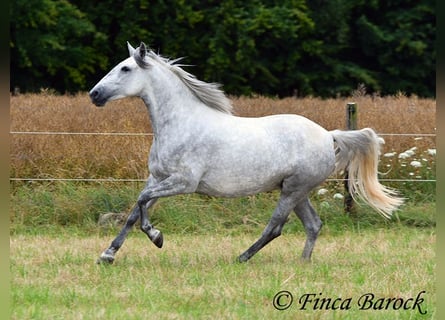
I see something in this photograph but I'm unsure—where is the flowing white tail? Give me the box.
[331,128,404,218]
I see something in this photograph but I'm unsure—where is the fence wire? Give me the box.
[9,131,436,137]
[9,178,436,183]
[10,131,154,136]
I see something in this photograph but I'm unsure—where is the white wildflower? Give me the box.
[405,149,416,156]
[317,188,329,196]
[427,149,436,156]
[333,193,344,200]
[398,152,410,159]
[410,160,422,168]
[384,152,396,158]
[398,147,416,159]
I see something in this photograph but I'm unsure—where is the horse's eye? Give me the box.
[121,66,131,72]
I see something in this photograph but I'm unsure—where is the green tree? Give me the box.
[10,0,106,92]
[353,0,435,96]
[202,0,317,96]
[305,0,360,96]
[10,0,435,97]
[75,0,316,96]
[306,0,435,97]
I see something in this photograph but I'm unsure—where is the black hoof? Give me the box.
[97,251,115,264]
[149,228,163,248]
[238,254,249,263]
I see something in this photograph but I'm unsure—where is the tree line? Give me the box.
[10,0,435,98]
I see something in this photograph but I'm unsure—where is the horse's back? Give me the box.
[259,114,336,183]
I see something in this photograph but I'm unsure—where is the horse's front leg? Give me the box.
[137,173,199,245]
[97,198,157,264]
[97,175,160,264]
[97,173,198,264]
[139,198,163,249]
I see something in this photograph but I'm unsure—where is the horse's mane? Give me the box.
[142,51,233,114]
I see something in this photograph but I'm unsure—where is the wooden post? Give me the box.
[346,102,357,130]
[344,102,357,215]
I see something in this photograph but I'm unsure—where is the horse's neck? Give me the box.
[141,74,216,137]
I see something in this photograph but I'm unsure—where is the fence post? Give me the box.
[344,102,357,215]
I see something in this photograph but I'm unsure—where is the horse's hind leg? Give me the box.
[294,198,322,261]
[238,192,299,262]
[97,198,158,264]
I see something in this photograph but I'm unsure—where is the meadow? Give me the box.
[10,92,436,319]
[11,228,435,319]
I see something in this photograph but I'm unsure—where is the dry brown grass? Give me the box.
[10,93,435,179]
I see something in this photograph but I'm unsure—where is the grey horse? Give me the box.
[89,42,403,264]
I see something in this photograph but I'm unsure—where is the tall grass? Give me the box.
[10,93,435,180]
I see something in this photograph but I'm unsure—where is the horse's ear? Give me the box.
[134,42,150,68]
[139,42,147,58]
[127,42,135,57]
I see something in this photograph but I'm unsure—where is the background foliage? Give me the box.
[10,0,435,97]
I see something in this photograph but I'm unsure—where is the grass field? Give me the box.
[10,93,436,319]
[11,227,435,319]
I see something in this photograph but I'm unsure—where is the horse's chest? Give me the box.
[148,143,197,179]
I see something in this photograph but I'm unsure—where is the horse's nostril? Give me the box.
[90,89,99,99]
[89,87,106,106]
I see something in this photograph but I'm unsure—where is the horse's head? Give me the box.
[89,42,150,106]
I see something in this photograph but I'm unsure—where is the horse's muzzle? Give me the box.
[89,87,107,106]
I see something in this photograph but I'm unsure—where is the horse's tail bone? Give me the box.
[330,128,404,218]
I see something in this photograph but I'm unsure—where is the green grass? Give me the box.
[10,180,435,319]
[9,180,436,235]
[11,227,435,319]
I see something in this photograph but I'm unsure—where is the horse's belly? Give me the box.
[196,176,281,197]
[196,162,290,197]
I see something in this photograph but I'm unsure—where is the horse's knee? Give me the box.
[267,220,287,240]
[296,199,322,239]
[307,218,322,240]
[313,217,322,233]
[137,198,147,211]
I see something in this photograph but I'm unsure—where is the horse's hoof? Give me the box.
[148,228,163,248]
[299,256,312,264]
[238,254,249,263]
[96,251,115,264]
